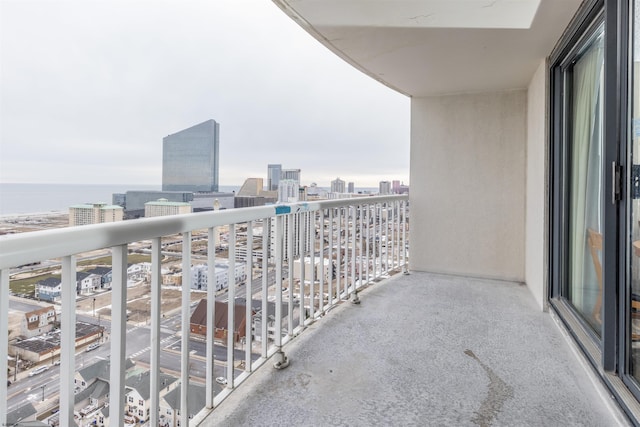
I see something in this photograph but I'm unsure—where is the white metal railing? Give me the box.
[0,195,408,426]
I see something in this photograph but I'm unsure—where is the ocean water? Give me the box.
[0,183,241,216]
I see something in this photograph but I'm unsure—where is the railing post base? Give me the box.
[273,349,290,370]
[351,290,361,305]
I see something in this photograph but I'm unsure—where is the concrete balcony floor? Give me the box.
[203,272,626,426]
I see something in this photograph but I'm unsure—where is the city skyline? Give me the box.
[0,1,410,188]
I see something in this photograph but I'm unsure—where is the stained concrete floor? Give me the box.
[201,272,628,426]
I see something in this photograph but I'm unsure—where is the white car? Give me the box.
[29,365,49,377]
[215,377,227,385]
[85,342,100,352]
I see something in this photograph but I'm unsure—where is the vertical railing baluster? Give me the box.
[336,207,342,299]
[403,200,408,272]
[0,269,8,426]
[378,204,383,278]
[261,219,268,358]
[319,209,325,314]
[328,208,334,307]
[227,225,236,388]
[180,232,191,427]
[287,214,294,335]
[309,211,316,319]
[358,205,363,289]
[110,246,127,427]
[206,227,216,408]
[299,212,306,328]
[246,221,253,371]
[390,201,395,271]
[350,206,356,295]
[150,238,161,426]
[275,215,285,359]
[395,201,401,270]
[365,205,370,285]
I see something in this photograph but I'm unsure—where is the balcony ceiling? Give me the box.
[273,0,582,96]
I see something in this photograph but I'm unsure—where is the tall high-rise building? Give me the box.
[278,179,299,203]
[392,180,401,194]
[281,168,301,183]
[331,177,346,193]
[267,164,282,191]
[347,182,355,193]
[379,181,392,195]
[162,119,219,192]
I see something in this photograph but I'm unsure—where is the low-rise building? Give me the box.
[86,266,113,289]
[189,299,251,342]
[35,277,62,302]
[21,305,57,338]
[76,271,101,295]
[69,202,123,226]
[125,370,178,424]
[159,382,207,427]
[144,198,192,217]
[190,261,246,291]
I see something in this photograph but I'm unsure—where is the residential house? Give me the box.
[7,403,38,426]
[159,382,207,427]
[86,266,113,290]
[20,305,56,338]
[76,271,101,295]
[35,277,62,302]
[189,299,251,342]
[127,262,152,283]
[125,370,178,424]
[75,358,135,392]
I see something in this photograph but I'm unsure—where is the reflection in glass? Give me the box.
[567,26,604,336]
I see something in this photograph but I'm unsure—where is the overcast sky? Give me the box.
[0,0,409,188]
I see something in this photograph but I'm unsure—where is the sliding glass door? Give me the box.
[563,22,606,336]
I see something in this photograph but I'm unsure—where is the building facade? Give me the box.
[267,164,282,191]
[378,181,391,195]
[144,199,192,217]
[162,119,220,192]
[278,179,299,203]
[69,203,123,226]
[331,177,346,193]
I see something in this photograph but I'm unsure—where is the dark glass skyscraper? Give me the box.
[162,119,219,192]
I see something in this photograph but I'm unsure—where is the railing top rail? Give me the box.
[0,195,407,269]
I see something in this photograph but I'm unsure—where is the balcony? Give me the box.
[201,271,624,426]
[0,195,408,426]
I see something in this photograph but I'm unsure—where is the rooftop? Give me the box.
[203,272,626,426]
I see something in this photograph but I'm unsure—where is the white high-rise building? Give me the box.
[278,179,299,203]
[379,181,392,195]
[69,203,123,226]
[331,177,346,193]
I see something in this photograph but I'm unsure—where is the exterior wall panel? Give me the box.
[410,90,526,281]
[525,59,549,310]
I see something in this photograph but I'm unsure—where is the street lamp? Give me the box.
[41,383,46,401]
[93,297,96,317]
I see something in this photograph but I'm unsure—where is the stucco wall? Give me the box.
[525,59,549,310]
[410,91,526,282]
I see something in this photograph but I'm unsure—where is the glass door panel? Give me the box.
[630,0,640,381]
[566,25,605,336]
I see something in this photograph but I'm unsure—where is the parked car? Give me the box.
[29,365,49,377]
[215,377,227,385]
[85,342,100,352]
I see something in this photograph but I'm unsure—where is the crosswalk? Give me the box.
[128,335,176,359]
